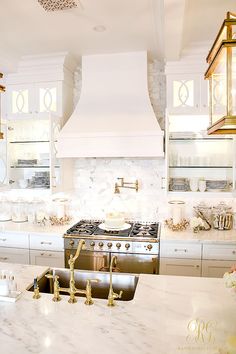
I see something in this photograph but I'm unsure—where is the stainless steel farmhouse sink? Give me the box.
[27,269,139,301]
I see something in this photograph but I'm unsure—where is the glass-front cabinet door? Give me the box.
[0,122,7,186]
[167,74,200,114]
[7,116,60,191]
[6,84,35,119]
[35,82,62,116]
[6,82,62,119]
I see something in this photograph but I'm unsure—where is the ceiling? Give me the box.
[0,0,236,73]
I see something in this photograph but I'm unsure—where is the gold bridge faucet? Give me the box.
[107,256,123,306]
[46,239,89,304]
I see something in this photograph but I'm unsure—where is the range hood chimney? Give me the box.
[57,51,164,157]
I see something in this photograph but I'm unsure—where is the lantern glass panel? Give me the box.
[211,47,227,125]
[232,46,236,115]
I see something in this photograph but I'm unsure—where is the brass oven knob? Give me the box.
[98,242,104,248]
[116,243,121,249]
[69,240,74,246]
[147,244,153,250]
[107,242,112,249]
[125,243,130,249]
[90,241,95,247]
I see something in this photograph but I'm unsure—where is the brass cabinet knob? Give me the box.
[107,242,112,249]
[147,244,153,250]
[69,240,74,246]
[98,241,104,248]
[125,243,130,249]
[116,243,121,249]
[90,241,95,247]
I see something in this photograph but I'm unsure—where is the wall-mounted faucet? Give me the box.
[115,178,139,194]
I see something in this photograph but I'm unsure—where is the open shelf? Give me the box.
[10,165,60,169]
[9,140,50,144]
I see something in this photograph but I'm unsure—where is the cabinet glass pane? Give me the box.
[0,124,7,184]
[173,80,194,108]
[169,138,233,192]
[39,87,57,112]
[12,90,29,114]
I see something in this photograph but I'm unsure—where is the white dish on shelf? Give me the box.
[99,223,131,231]
[0,290,22,303]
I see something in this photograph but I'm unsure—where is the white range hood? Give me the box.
[57,51,164,157]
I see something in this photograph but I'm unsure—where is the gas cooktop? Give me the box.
[65,220,160,239]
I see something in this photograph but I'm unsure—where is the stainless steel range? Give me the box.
[64,220,160,274]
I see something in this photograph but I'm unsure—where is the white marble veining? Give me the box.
[0,262,235,354]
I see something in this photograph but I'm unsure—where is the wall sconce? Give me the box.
[205,12,236,134]
[0,72,6,139]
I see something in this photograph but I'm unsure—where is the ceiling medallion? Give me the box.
[38,0,79,12]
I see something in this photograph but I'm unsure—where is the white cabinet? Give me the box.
[202,260,235,278]
[29,233,64,267]
[30,250,64,267]
[6,82,62,119]
[160,241,202,259]
[203,243,236,261]
[160,241,202,277]
[7,115,62,191]
[0,232,29,249]
[29,233,64,251]
[0,122,7,185]
[202,243,236,278]
[167,74,208,115]
[160,258,201,277]
[0,247,29,264]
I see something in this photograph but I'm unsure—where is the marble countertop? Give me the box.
[0,262,236,354]
[0,221,72,236]
[1,220,236,244]
[161,225,236,244]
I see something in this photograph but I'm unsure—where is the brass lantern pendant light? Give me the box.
[0,72,6,139]
[205,12,236,134]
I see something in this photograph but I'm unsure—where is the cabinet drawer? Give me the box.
[203,244,236,261]
[29,233,64,251]
[202,260,235,278]
[0,247,30,264]
[160,258,201,277]
[160,241,201,259]
[0,232,29,249]
[30,250,64,268]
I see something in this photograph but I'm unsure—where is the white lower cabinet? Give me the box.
[160,258,201,277]
[30,250,64,267]
[202,260,235,278]
[0,247,29,264]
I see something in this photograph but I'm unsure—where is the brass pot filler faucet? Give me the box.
[33,239,123,306]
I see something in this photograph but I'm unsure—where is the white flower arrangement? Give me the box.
[190,217,204,232]
[223,266,236,291]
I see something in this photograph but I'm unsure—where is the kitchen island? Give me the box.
[0,262,235,354]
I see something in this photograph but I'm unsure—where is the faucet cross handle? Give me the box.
[45,273,61,302]
[85,278,100,306]
[113,290,123,300]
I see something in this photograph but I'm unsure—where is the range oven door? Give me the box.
[112,253,159,274]
[65,250,109,271]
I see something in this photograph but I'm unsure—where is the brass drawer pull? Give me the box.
[174,248,187,252]
[0,257,8,261]
[232,250,236,255]
[40,253,52,257]
[0,238,7,242]
[40,241,52,245]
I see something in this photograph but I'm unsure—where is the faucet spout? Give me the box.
[107,256,123,306]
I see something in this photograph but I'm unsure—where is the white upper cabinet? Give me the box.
[167,74,208,115]
[6,82,62,119]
